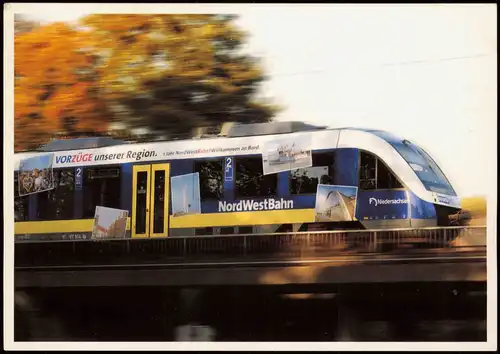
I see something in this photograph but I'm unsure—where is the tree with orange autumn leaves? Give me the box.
[14,15,279,151]
[15,22,110,151]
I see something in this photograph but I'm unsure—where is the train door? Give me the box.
[132,163,170,238]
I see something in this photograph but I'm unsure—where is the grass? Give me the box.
[461,196,487,226]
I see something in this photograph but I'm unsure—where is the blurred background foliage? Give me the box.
[14,14,281,152]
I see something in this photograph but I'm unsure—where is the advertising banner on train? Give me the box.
[18,153,55,196]
[261,135,312,175]
[41,143,262,169]
[355,190,409,220]
[171,173,202,217]
[314,184,358,222]
[92,206,129,239]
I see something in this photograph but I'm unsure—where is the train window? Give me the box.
[194,160,223,200]
[37,169,75,220]
[290,152,334,194]
[235,157,277,198]
[152,170,166,234]
[82,166,121,218]
[377,159,403,189]
[359,151,403,190]
[14,172,29,221]
[359,151,377,190]
[135,171,148,234]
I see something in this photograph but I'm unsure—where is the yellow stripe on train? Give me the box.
[169,209,316,229]
[14,209,321,235]
[15,218,132,234]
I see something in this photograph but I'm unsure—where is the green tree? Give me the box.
[81,14,280,140]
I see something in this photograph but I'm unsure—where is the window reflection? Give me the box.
[236,157,277,198]
[37,169,74,220]
[194,160,223,200]
[153,170,165,234]
[391,142,456,196]
[359,151,403,190]
[135,171,148,235]
[83,167,121,218]
[290,152,334,194]
[359,152,377,190]
[377,158,403,189]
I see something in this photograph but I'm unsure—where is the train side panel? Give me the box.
[13,127,460,241]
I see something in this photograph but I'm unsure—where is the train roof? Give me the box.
[15,126,406,154]
[12,125,411,165]
[226,121,327,138]
[37,137,128,152]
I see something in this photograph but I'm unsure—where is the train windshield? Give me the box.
[391,141,457,196]
[365,130,457,196]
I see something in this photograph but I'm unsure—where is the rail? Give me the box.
[15,226,486,268]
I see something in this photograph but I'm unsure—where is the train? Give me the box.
[13,121,463,242]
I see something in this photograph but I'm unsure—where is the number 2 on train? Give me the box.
[224,157,233,182]
[75,167,83,190]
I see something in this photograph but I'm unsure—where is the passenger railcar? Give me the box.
[13,122,462,242]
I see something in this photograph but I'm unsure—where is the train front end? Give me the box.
[381,134,466,227]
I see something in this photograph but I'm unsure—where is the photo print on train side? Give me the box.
[18,153,55,196]
[261,135,313,175]
[91,206,129,240]
[170,172,202,217]
[314,184,358,222]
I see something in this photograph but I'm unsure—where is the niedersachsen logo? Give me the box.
[369,197,408,207]
[219,199,293,212]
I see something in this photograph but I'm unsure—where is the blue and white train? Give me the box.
[13,121,463,242]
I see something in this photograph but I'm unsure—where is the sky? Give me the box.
[20,154,53,171]
[317,185,358,201]
[11,3,497,198]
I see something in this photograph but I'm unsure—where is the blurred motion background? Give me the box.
[14,13,279,149]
